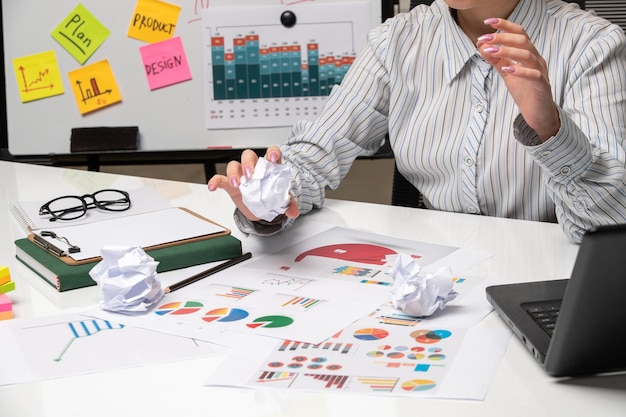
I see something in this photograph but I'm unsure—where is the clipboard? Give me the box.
[27,207,232,266]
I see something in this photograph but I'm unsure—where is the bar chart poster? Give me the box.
[201,2,372,129]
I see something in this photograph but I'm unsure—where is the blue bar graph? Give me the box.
[211,34,354,101]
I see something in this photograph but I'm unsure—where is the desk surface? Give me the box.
[1,160,625,417]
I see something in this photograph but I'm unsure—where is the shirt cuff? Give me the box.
[513,112,550,147]
[514,110,593,183]
[233,209,291,236]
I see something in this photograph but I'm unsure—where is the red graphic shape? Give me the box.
[295,243,397,265]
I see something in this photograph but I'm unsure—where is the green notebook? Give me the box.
[15,235,242,292]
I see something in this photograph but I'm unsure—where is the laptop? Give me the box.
[486,224,626,377]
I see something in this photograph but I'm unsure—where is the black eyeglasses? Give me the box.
[39,189,131,222]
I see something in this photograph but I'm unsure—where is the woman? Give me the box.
[208,0,626,243]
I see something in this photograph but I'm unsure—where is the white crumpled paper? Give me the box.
[239,158,292,222]
[89,245,163,315]
[390,254,459,317]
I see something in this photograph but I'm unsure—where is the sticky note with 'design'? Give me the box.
[140,36,192,90]
[67,59,122,114]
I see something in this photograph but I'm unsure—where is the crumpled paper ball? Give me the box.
[89,245,163,315]
[390,254,458,317]
[239,158,292,222]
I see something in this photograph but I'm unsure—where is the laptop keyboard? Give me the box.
[523,300,561,337]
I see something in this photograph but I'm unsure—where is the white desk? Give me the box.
[1,160,625,417]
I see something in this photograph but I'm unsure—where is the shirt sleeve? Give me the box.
[515,27,626,243]
[237,25,393,236]
[279,24,392,218]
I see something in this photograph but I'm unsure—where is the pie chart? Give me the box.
[202,307,249,323]
[410,329,452,344]
[246,315,294,328]
[428,354,446,361]
[155,301,203,316]
[353,328,389,341]
[401,379,436,392]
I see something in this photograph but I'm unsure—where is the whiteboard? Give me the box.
[2,0,381,155]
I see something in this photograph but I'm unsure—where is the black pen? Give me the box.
[163,252,252,294]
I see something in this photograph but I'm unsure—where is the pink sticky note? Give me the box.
[139,36,191,90]
[0,294,12,313]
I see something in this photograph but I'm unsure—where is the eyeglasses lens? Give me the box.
[93,190,131,212]
[46,196,87,220]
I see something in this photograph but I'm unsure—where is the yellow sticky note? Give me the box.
[0,266,10,286]
[128,0,181,44]
[51,4,110,65]
[67,59,122,114]
[12,50,64,103]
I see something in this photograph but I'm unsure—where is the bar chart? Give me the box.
[210,34,355,101]
[201,3,372,129]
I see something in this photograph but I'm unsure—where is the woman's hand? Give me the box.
[478,18,560,142]
[207,146,300,221]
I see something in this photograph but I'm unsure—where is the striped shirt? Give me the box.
[239,0,626,243]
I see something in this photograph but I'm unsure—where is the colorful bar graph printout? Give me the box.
[304,373,349,389]
[210,35,354,101]
[201,3,372,129]
[281,296,323,310]
[217,287,255,300]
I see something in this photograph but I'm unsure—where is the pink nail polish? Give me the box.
[478,34,494,42]
[269,151,279,163]
[484,18,499,25]
[244,167,253,179]
[208,183,216,191]
[501,66,517,73]
[229,176,239,188]
[484,46,500,54]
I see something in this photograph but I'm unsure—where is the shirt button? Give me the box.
[560,166,571,175]
[467,206,478,214]
[464,157,474,166]
[541,150,551,157]
[475,104,484,113]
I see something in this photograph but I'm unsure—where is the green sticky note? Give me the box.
[0,281,15,295]
[51,4,111,65]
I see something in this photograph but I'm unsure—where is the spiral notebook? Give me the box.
[11,188,232,265]
[11,187,172,232]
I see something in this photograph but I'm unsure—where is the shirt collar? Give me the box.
[436,0,545,82]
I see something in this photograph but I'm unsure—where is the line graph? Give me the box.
[12,50,65,102]
[55,319,125,361]
[17,68,55,93]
